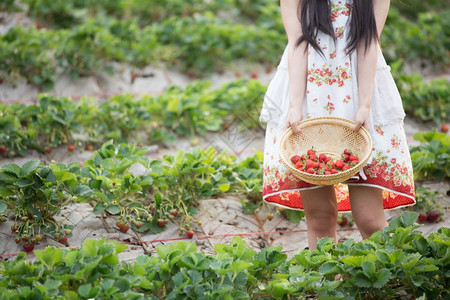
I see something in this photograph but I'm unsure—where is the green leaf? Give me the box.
[285,209,304,223]
[20,160,41,176]
[362,261,376,280]
[353,272,372,288]
[74,185,92,196]
[106,204,121,215]
[400,211,419,227]
[373,268,391,288]
[78,284,91,298]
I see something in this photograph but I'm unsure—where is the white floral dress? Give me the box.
[259,0,415,212]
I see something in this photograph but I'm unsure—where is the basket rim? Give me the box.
[278,116,373,184]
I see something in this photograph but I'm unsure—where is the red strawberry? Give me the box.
[324,171,331,175]
[441,124,449,133]
[170,210,178,217]
[427,211,440,223]
[344,154,350,163]
[306,168,314,174]
[67,144,75,152]
[251,72,258,79]
[0,77,3,84]
[23,243,34,253]
[15,237,21,244]
[349,155,359,162]
[157,219,166,227]
[307,149,315,156]
[312,161,319,169]
[301,154,307,161]
[186,231,194,238]
[335,160,344,169]
[131,72,138,80]
[234,71,242,78]
[418,214,428,223]
[338,217,348,226]
[344,149,351,156]
[295,161,303,169]
[11,225,18,233]
[0,146,6,155]
[330,169,338,174]
[305,159,314,169]
[310,153,317,161]
[135,221,143,229]
[291,155,300,164]
[120,225,130,233]
[58,236,68,244]
[116,221,125,229]
[319,154,327,162]
[342,165,351,171]
[45,147,52,154]
[325,156,331,162]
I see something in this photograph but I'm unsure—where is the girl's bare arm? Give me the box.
[281,0,308,131]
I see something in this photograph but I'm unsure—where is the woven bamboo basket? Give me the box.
[278,116,373,185]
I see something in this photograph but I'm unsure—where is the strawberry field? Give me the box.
[0,0,449,299]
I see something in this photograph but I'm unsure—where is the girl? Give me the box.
[259,0,416,250]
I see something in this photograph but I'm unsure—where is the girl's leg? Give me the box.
[301,185,338,250]
[348,185,388,239]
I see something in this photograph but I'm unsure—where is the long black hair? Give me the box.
[296,0,378,56]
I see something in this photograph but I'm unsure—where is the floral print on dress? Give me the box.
[391,134,400,149]
[307,64,351,87]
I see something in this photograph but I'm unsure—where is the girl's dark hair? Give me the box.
[296,0,378,56]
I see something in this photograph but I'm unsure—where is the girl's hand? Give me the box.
[351,105,371,131]
[283,105,304,133]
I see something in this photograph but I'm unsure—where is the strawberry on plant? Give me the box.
[64,229,71,236]
[45,147,52,154]
[120,224,130,233]
[338,217,348,226]
[54,233,60,240]
[267,213,274,221]
[0,146,6,155]
[15,237,21,244]
[11,225,18,233]
[116,221,125,230]
[418,213,428,223]
[441,124,449,133]
[186,231,194,239]
[59,236,68,244]
[67,144,75,152]
[157,219,166,227]
[251,72,258,79]
[197,220,202,226]
[427,211,440,223]
[35,234,43,242]
[170,209,178,217]
[23,243,35,253]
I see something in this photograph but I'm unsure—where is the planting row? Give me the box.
[1,78,448,160]
[0,1,448,89]
[0,79,265,157]
[0,212,449,299]
[0,140,308,252]
[0,138,447,253]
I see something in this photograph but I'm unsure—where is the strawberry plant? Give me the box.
[395,73,449,123]
[78,140,159,232]
[410,131,450,179]
[0,160,90,246]
[412,186,445,223]
[0,212,448,298]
